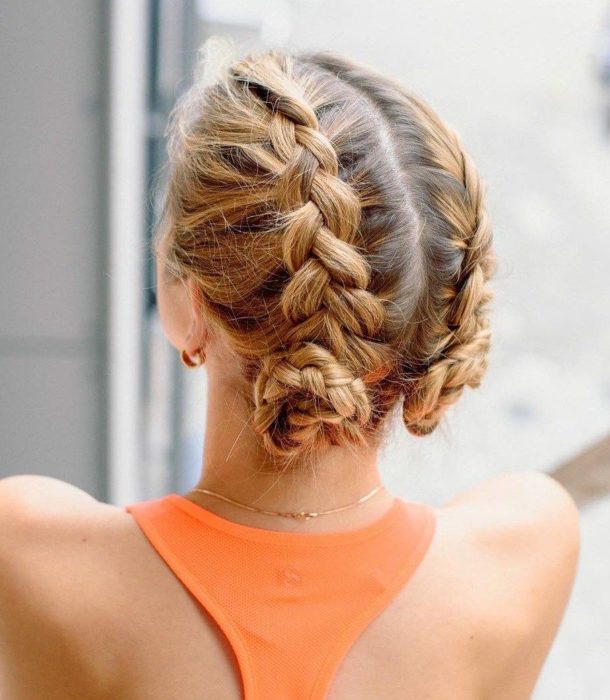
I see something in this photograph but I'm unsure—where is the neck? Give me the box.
[184,365,394,532]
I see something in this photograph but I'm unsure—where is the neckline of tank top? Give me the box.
[164,493,423,546]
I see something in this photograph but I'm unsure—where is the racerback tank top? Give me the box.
[124,493,437,699]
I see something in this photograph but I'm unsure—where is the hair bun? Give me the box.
[253,342,371,458]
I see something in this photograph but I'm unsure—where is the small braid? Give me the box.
[402,139,495,435]
[229,52,388,458]
[392,88,496,436]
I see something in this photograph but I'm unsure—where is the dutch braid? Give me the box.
[401,139,495,435]
[229,53,390,458]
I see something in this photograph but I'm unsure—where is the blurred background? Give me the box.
[1,1,609,696]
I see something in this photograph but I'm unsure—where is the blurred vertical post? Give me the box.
[108,0,149,505]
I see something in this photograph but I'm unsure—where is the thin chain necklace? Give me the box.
[190,483,384,521]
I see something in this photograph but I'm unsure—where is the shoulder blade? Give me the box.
[443,470,581,698]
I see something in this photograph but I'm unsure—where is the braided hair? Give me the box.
[157,47,496,467]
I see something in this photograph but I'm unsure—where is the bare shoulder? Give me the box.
[0,472,103,514]
[446,468,580,523]
[0,474,132,699]
[0,473,124,564]
[438,469,581,698]
[0,473,121,561]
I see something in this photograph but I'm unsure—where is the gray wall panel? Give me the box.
[0,353,103,495]
[0,2,109,498]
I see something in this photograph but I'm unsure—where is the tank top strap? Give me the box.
[125,494,437,699]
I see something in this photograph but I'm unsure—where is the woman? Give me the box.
[0,49,580,699]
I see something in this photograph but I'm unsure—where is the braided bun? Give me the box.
[159,46,496,466]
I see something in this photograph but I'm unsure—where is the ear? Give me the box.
[184,277,210,352]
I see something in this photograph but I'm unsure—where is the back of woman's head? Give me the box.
[157,46,496,468]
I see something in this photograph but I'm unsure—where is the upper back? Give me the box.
[0,470,579,700]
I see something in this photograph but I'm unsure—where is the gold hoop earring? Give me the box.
[180,348,204,368]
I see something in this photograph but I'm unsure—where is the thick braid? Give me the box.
[229,53,388,458]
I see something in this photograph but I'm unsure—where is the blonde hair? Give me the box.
[156,47,496,467]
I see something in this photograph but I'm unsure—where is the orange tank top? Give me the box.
[124,493,437,699]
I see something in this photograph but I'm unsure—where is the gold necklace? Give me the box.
[190,484,384,521]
